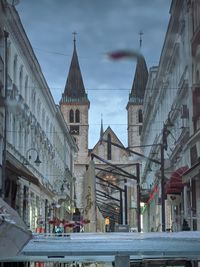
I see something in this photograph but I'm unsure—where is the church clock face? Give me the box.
[70,125,79,135]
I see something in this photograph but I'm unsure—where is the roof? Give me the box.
[127,56,148,106]
[60,40,89,105]
[90,126,128,155]
[2,232,200,263]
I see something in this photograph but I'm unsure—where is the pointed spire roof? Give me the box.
[60,34,89,106]
[100,114,104,143]
[127,55,148,107]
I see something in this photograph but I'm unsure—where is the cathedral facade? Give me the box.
[60,37,148,230]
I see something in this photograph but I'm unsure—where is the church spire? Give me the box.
[128,55,148,105]
[100,114,104,143]
[73,31,76,50]
[60,33,89,106]
[139,31,143,50]
[127,32,148,107]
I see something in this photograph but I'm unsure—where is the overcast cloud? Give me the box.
[16,0,171,148]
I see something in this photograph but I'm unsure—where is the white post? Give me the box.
[115,255,130,267]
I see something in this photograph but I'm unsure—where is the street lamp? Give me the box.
[24,148,42,167]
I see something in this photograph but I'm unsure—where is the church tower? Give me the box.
[60,35,90,164]
[126,55,148,151]
[60,35,90,209]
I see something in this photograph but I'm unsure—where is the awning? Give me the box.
[182,160,200,182]
[165,166,188,194]
[7,161,39,185]
[6,152,39,186]
[0,198,32,259]
[15,232,200,262]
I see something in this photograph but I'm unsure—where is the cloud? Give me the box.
[16,0,171,148]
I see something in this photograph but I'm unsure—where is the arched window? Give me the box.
[107,134,112,160]
[42,109,45,123]
[37,99,41,122]
[31,90,36,114]
[75,109,80,123]
[196,70,200,83]
[46,117,49,134]
[50,123,53,142]
[7,42,11,73]
[69,109,74,123]
[19,65,23,95]
[12,115,17,146]
[13,55,18,84]
[138,109,143,123]
[24,76,28,103]
[19,123,22,151]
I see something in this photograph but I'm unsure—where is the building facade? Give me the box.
[140,0,200,232]
[0,0,77,233]
[182,0,200,231]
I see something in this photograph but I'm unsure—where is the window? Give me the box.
[192,87,200,131]
[50,123,53,142]
[24,75,28,102]
[190,145,198,166]
[46,117,49,134]
[32,90,36,114]
[196,70,200,83]
[75,109,80,122]
[69,109,74,123]
[12,115,16,146]
[139,125,143,136]
[23,186,28,223]
[138,109,143,123]
[107,133,112,160]
[19,65,23,95]
[13,55,18,84]
[7,41,11,73]
[19,123,22,150]
[37,99,41,121]
[42,108,45,124]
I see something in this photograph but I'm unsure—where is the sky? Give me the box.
[16,0,171,149]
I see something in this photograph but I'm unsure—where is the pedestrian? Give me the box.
[55,222,64,236]
[73,207,81,232]
[182,219,190,231]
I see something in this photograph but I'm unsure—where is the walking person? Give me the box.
[73,208,81,232]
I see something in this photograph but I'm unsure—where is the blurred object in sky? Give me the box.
[107,49,143,60]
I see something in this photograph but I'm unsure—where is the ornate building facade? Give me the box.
[141,0,200,232]
[0,0,77,233]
